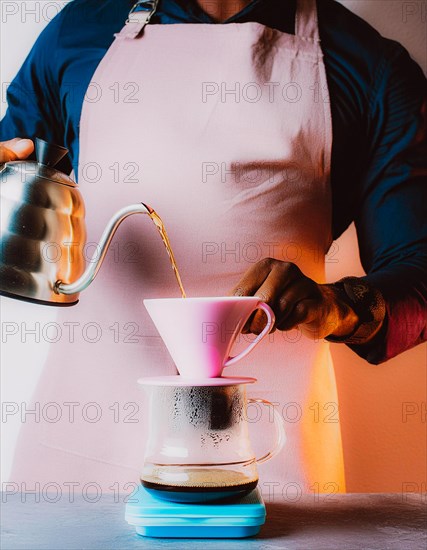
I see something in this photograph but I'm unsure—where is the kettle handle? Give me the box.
[248,398,286,464]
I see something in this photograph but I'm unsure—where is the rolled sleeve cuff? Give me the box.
[325,276,387,361]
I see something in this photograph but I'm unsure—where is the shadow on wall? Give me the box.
[340,0,427,69]
[326,224,427,492]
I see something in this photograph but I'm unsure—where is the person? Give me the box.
[1,0,426,493]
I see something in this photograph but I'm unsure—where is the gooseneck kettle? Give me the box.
[0,138,152,305]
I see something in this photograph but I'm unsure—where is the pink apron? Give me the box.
[12,0,346,494]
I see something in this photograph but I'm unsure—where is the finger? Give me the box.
[275,278,320,325]
[246,264,307,334]
[241,258,287,334]
[231,259,278,332]
[0,138,34,163]
[241,310,258,334]
[276,298,318,331]
[245,267,291,333]
[229,258,277,297]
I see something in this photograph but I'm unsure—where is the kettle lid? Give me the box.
[4,138,76,186]
[35,137,69,168]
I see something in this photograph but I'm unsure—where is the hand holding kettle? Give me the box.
[0,138,34,162]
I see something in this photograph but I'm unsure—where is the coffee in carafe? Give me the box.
[141,468,259,501]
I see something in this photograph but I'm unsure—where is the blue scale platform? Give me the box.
[125,486,266,539]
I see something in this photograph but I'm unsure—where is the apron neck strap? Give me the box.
[295,0,320,42]
[117,0,159,39]
[117,0,321,43]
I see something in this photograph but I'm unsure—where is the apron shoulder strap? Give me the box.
[115,0,159,40]
[295,0,320,42]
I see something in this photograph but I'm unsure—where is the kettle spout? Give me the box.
[55,202,152,296]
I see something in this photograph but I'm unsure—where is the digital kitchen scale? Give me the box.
[125,485,266,538]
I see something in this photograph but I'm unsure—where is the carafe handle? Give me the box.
[224,302,275,367]
[248,398,286,464]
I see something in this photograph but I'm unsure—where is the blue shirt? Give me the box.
[1,0,427,363]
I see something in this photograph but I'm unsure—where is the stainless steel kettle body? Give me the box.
[0,138,151,305]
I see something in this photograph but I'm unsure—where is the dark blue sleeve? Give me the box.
[0,9,72,173]
[350,42,427,363]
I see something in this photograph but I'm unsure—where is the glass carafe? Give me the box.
[138,377,286,502]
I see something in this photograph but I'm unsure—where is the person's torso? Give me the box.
[50,0,389,239]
